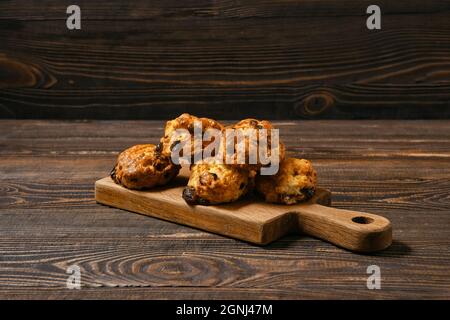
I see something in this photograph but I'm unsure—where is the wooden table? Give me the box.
[1,120,449,299]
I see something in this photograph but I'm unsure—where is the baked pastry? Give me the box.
[255,158,317,205]
[182,160,254,205]
[222,118,285,171]
[111,144,180,189]
[159,113,224,162]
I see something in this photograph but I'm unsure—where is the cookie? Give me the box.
[182,160,254,205]
[222,118,285,171]
[111,144,180,190]
[255,158,317,205]
[159,113,224,162]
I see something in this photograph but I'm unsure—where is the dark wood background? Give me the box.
[0,0,450,119]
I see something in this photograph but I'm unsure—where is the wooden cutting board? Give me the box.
[95,168,392,252]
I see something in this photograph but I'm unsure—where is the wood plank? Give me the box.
[0,286,448,300]
[0,237,448,299]
[0,1,449,118]
[1,1,448,19]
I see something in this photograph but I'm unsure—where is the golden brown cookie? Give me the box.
[222,118,285,171]
[182,160,254,205]
[111,144,180,190]
[255,158,317,205]
[159,113,224,162]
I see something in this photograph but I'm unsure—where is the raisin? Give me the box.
[182,187,210,205]
[182,186,198,205]
[301,188,315,199]
[155,142,163,153]
[239,182,246,190]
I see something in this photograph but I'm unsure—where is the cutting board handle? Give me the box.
[292,204,392,252]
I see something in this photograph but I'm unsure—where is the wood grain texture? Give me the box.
[0,1,450,119]
[0,120,449,299]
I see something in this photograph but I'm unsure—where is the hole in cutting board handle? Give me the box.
[352,216,374,224]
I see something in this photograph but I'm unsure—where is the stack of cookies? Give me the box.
[111,113,317,205]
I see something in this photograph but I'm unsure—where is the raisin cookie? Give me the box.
[160,113,224,162]
[255,158,317,205]
[222,118,285,170]
[182,160,254,205]
[111,144,180,190]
